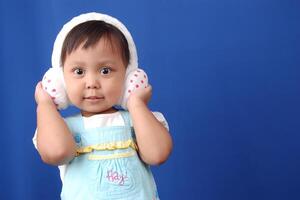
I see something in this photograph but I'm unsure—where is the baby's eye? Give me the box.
[73,68,84,75]
[100,67,112,75]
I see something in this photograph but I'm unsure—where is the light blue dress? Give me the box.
[61,111,159,200]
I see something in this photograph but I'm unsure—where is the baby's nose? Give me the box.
[87,84,99,89]
[86,75,100,89]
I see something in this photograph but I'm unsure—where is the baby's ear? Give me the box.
[41,67,70,110]
[118,68,149,110]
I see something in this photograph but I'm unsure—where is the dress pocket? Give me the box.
[95,156,143,199]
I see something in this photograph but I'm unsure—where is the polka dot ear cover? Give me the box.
[42,67,70,110]
[119,69,149,109]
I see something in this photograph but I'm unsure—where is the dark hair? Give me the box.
[61,20,130,67]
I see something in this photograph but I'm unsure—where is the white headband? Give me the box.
[51,12,138,76]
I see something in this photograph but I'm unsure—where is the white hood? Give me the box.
[51,12,138,77]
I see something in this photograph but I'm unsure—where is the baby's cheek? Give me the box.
[113,87,124,102]
[108,84,123,103]
[65,88,78,104]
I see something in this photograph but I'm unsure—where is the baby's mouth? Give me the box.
[83,96,103,99]
[83,96,104,101]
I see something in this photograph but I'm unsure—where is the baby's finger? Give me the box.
[35,81,41,89]
[36,81,46,91]
[145,84,152,91]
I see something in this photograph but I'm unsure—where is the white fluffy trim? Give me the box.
[51,12,138,77]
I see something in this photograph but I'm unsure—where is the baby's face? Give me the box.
[63,37,126,116]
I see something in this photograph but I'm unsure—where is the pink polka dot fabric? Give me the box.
[41,68,70,110]
[119,69,149,109]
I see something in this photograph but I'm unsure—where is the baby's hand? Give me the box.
[127,85,152,110]
[35,82,55,106]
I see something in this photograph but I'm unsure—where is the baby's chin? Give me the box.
[80,107,118,117]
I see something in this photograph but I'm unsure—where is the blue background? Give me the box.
[0,0,299,199]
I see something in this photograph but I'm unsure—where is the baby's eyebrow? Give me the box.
[95,60,118,67]
[67,59,119,68]
[69,60,86,66]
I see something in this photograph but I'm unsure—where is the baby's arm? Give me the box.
[127,86,173,165]
[35,82,76,165]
